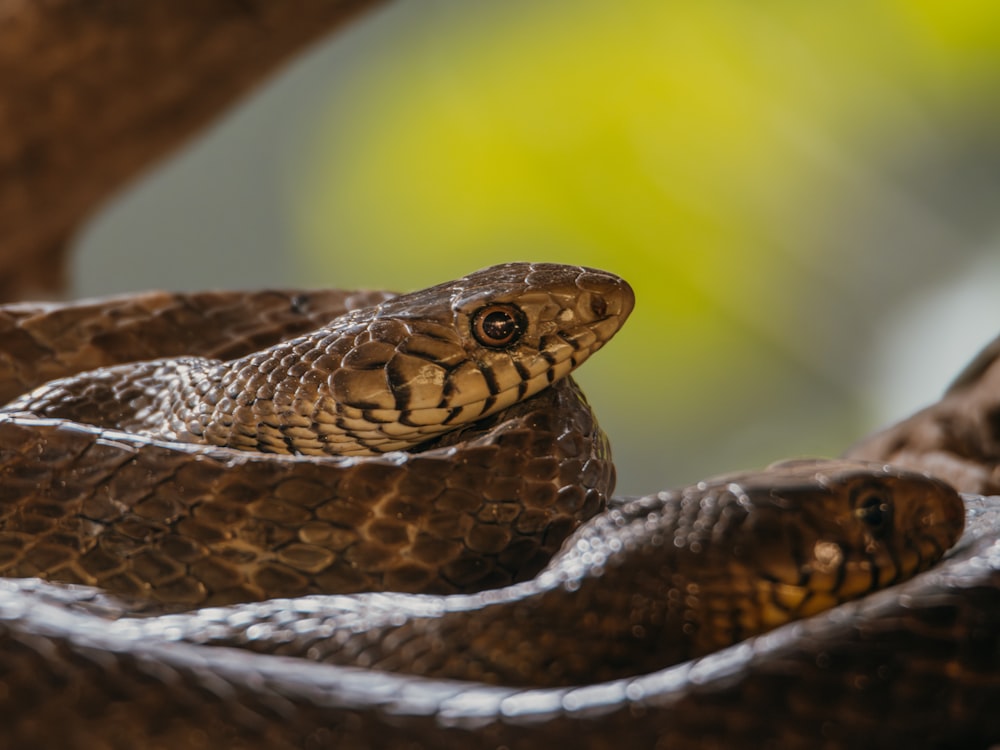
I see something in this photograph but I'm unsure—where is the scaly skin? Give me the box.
[5,263,634,456]
[0,263,987,749]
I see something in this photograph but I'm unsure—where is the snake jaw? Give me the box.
[751,579,842,628]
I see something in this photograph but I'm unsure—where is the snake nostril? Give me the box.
[589,295,608,319]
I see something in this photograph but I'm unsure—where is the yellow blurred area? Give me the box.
[290,0,1000,493]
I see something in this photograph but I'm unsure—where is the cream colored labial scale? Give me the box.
[168,330,589,457]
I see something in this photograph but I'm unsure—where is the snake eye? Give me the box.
[472,304,525,348]
[855,491,892,537]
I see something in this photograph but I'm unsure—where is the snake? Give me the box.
[0,261,995,749]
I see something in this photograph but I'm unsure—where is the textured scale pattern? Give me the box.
[0,264,994,749]
[0,264,630,608]
[105,461,961,690]
[0,492,990,750]
[0,376,612,607]
[9,264,633,456]
[0,288,390,403]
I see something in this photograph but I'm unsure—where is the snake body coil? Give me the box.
[0,262,994,749]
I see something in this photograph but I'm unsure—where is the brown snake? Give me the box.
[0,262,995,749]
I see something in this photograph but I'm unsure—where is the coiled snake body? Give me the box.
[0,263,996,749]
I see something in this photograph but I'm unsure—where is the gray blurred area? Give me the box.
[72,4,393,296]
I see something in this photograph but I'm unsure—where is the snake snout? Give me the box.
[573,268,635,325]
[577,272,634,346]
[842,467,965,591]
[898,472,966,560]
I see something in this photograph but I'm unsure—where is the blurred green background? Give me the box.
[75,0,1000,495]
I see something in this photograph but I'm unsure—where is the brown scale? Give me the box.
[4,263,633,456]
[172,459,962,688]
[0,263,628,607]
[0,264,988,749]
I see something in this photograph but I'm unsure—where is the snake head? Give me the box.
[726,458,965,628]
[316,262,634,453]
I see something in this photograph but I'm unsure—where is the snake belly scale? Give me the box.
[0,261,991,750]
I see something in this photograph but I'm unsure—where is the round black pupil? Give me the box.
[860,497,886,528]
[482,310,515,341]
